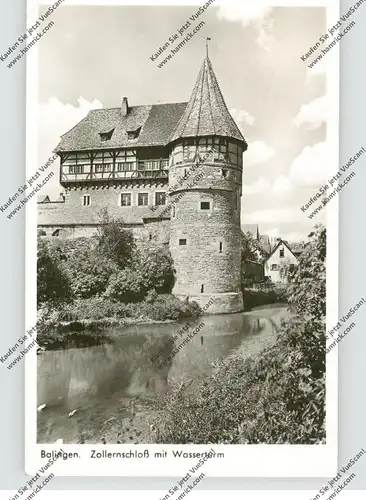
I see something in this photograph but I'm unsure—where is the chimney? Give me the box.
[121,97,129,116]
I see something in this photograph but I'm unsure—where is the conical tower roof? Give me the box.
[170,56,245,144]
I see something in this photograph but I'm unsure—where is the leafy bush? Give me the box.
[156,225,326,444]
[37,239,72,306]
[40,293,200,326]
[95,209,135,268]
[53,297,134,322]
[134,243,174,294]
[243,283,288,310]
[61,249,118,299]
[137,293,201,321]
[104,268,145,303]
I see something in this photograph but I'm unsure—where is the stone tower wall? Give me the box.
[169,151,243,314]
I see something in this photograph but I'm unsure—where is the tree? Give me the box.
[62,248,119,299]
[104,268,144,303]
[95,208,135,268]
[37,239,72,307]
[240,231,262,263]
[156,225,327,444]
[287,225,326,322]
[135,242,174,294]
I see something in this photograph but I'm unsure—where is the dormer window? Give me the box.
[127,127,141,140]
[99,128,114,142]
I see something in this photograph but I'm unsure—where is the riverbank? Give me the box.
[37,305,289,444]
[37,294,201,350]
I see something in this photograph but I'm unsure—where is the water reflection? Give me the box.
[37,305,288,443]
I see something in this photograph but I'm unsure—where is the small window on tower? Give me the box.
[82,195,91,206]
[179,239,187,246]
[200,284,204,293]
[172,205,176,218]
[222,169,228,178]
[219,242,223,253]
[200,201,210,210]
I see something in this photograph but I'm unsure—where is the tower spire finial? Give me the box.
[205,37,211,58]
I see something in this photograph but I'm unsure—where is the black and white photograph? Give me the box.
[21,0,340,477]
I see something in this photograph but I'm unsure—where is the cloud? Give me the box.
[244,140,275,167]
[242,174,293,197]
[217,3,274,51]
[305,58,326,83]
[272,175,293,196]
[38,96,103,197]
[289,141,330,186]
[294,96,327,130]
[242,207,303,224]
[230,108,255,127]
[242,177,270,195]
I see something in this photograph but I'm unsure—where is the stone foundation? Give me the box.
[175,292,244,315]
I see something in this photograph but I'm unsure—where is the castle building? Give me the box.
[38,55,248,313]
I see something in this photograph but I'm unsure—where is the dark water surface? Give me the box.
[37,305,289,443]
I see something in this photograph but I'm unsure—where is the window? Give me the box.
[155,192,166,206]
[179,239,187,246]
[117,162,134,172]
[95,163,111,173]
[201,201,210,210]
[279,248,285,258]
[172,205,176,218]
[222,169,228,178]
[99,128,114,142]
[69,165,84,174]
[121,193,131,206]
[289,264,295,272]
[219,242,223,253]
[127,127,141,140]
[270,264,278,271]
[82,195,91,206]
[138,193,148,206]
[200,284,204,293]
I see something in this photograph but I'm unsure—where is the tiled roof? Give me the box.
[288,242,305,255]
[37,203,170,226]
[170,56,246,144]
[55,102,188,152]
[264,239,305,262]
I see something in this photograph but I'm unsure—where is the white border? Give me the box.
[25,0,339,477]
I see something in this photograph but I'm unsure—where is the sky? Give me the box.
[38,2,328,242]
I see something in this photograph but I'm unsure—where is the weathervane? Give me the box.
[206,37,211,57]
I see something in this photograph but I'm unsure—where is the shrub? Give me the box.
[95,209,135,268]
[53,297,134,322]
[37,239,72,307]
[61,248,118,299]
[134,243,174,294]
[137,294,201,321]
[104,268,145,303]
[243,283,288,310]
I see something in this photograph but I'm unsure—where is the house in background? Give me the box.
[264,239,304,283]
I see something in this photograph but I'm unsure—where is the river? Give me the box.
[37,304,290,444]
